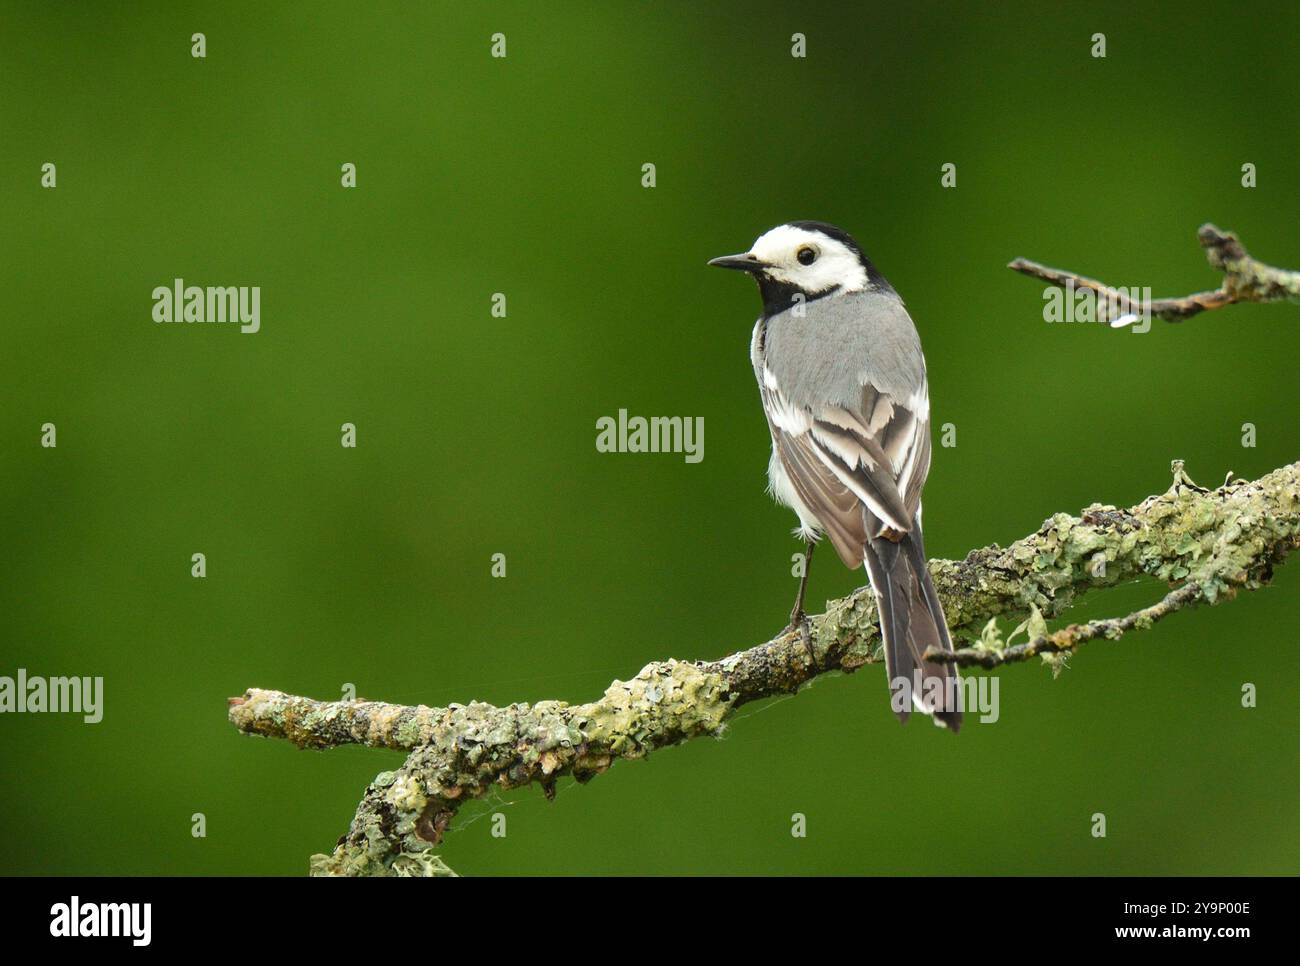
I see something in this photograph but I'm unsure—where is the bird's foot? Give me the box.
[781,609,817,670]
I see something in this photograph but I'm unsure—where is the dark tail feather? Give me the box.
[863,527,962,732]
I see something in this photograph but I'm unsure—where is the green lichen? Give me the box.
[579,660,733,755]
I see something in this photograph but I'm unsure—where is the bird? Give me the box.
[709,221,961,731]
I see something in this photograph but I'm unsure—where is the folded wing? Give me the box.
[760,371,931,567]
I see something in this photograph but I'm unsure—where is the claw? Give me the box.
[781,611,817,669]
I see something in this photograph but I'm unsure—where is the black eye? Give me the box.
[797,246,817,266]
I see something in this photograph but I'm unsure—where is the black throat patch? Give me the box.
[757,276,842,318]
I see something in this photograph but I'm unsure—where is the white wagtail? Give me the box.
[710,221,961,731]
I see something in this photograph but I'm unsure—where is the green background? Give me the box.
[2,1,1297,875]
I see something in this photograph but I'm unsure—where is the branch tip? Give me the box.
[1010,223,1300,323]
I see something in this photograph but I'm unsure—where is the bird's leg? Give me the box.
[789,539,814,626]
[782,540,817,666]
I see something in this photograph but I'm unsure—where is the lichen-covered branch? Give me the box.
[1009,224,1300,322]
[227,689,446,751]
[229,459,1300,876]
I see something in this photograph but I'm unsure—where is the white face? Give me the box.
[749,225,868,294]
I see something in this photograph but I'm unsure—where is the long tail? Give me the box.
[861,525,962,732]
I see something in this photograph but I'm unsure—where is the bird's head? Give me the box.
[708,221,887,315]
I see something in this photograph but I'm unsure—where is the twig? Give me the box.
[1009,224,1300,322]
[934,582,1202,669]
[229,460,1300,875]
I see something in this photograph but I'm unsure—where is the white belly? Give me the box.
[767,444,822,541]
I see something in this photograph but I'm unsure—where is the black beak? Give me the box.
[707,252,769,273]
